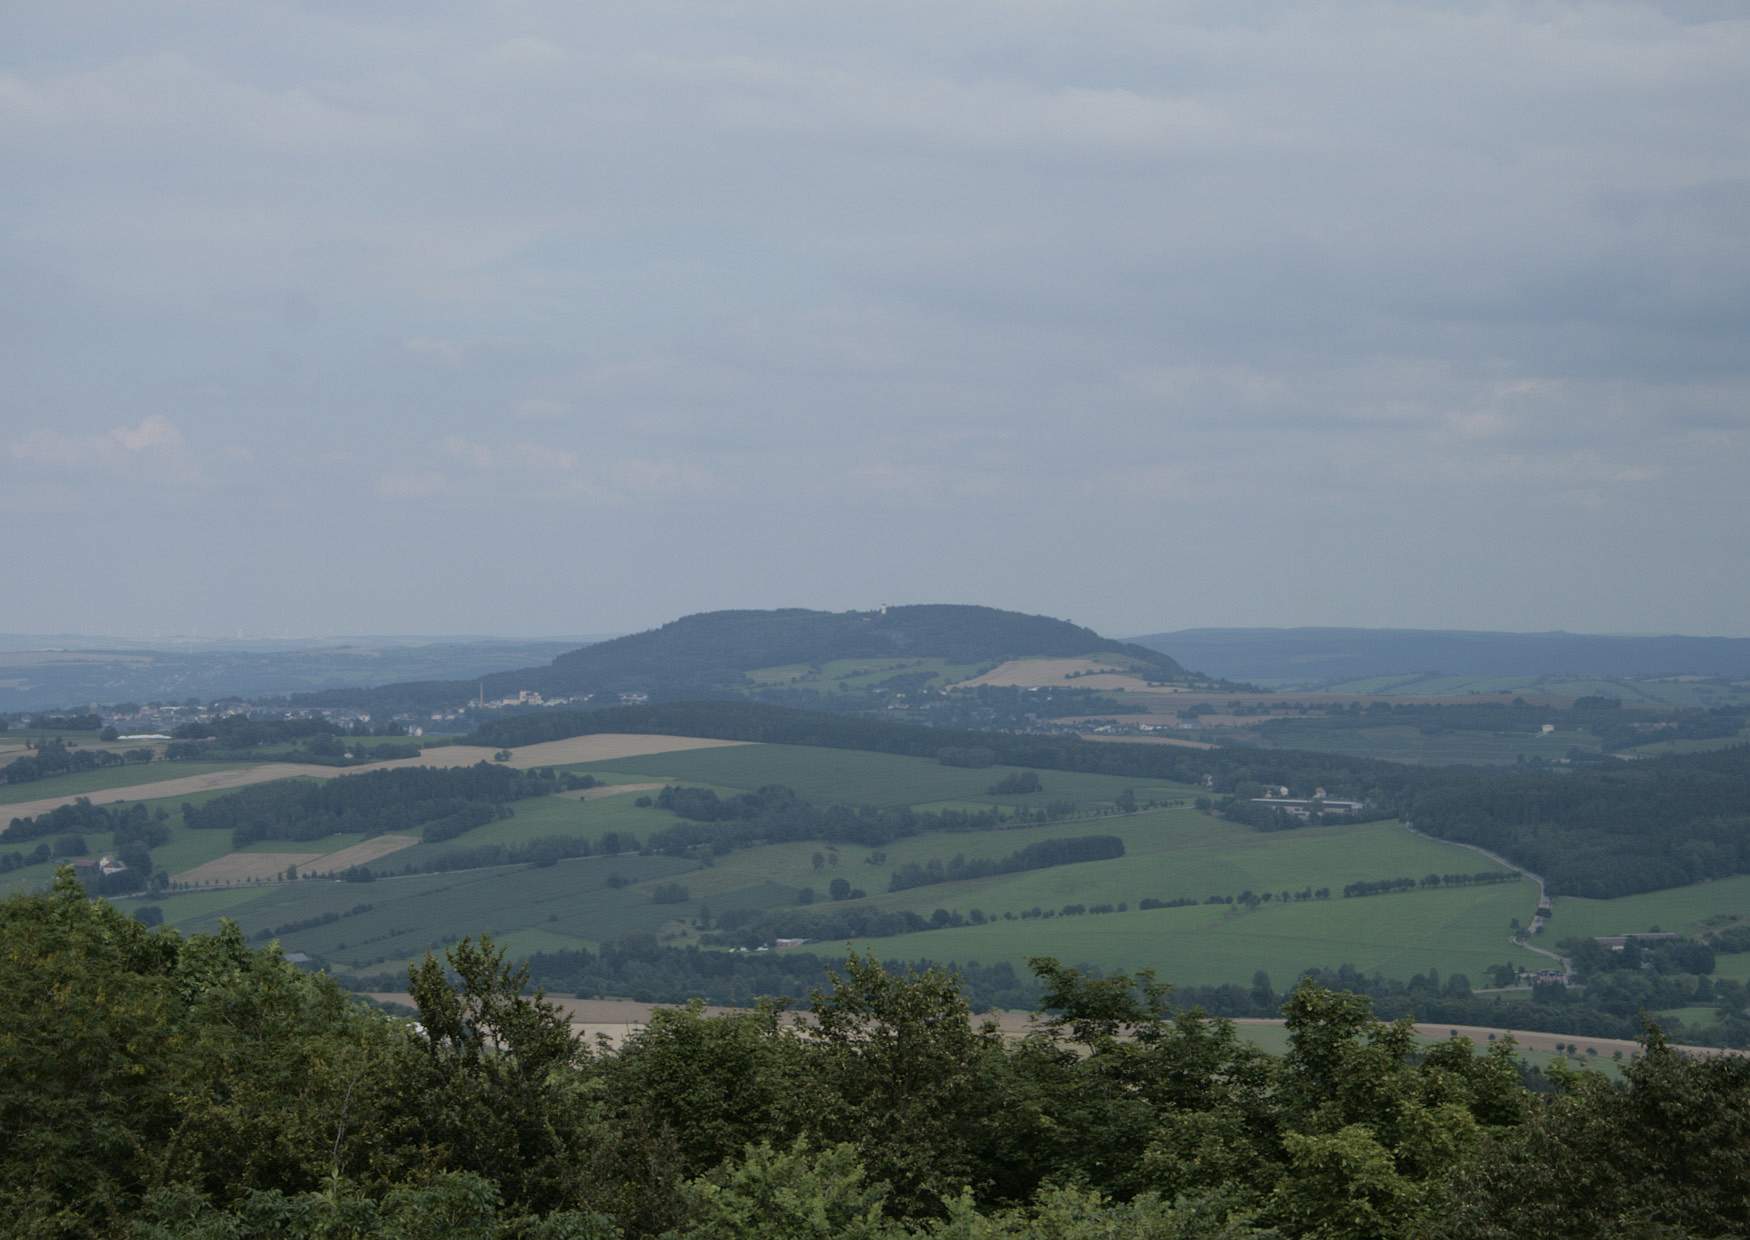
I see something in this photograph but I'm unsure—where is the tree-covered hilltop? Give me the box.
[8,872,1750,1238]
[295,605,1191,712]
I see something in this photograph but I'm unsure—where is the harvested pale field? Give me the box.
[1,763,349,822]
[3,734,752,821]
[176,851,324,885]
[487,735,749,768]
[174,834,420,886]
[1078,732,1218,750]
[303,834,420,873]
[362,993,1739,1060]
[953,658,1158,691]
[559,782,668,801]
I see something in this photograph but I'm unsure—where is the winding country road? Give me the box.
[1403,820,1571,980]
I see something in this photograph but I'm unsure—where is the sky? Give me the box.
[4,1,1748,640]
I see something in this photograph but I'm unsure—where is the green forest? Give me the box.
[9,872,1749,1239]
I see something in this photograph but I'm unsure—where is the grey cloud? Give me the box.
[2,1,1747,637]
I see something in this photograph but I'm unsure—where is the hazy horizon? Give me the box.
[6,611,1750,649]
[7,3,1747,638]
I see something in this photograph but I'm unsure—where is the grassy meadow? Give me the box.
[9,731,1737,1006]
[1551,874,1750,940]
[807,879,1539,989]
[575,743,1191,811]
[1250,721,1596,766]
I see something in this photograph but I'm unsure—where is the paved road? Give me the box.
[1403,820,1571,980]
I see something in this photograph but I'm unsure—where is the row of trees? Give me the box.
[886,835,1124,892]
[646,784,1026,854]
[1340,871,1515,899]
[1,737,152,786]
[181,762,575,847]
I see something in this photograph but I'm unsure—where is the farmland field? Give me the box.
[807,880,1542,989]
[0,761,251,807]
[1250,721,1597,766]
[1316,673,1750,708]
[0,733,748,823]
[14,736,1612,994]
[952,654,1165,691]
[174,850,329,885]
[1551,874,1750,940]
[577,743,1192,810]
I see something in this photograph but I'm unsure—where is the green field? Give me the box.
[1713,953,1750,983]
[578,743,1192,810]
[1626,727,1750,757]
[1551,875,1750,940]
[809,878,1540,989]
[0,760,252,807]
[1317,674,1750,708]
[12,738,1594,993]
[1252,722,1596,766]
[155,853,704,970]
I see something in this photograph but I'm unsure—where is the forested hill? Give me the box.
[297,606,1187,711]
[1132,626,1750,686]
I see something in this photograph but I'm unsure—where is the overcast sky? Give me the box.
[4,2,1747,640]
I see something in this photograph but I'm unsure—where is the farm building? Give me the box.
[1593,933,1682,951]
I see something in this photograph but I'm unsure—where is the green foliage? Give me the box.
[184,762,554,846]
[670,1140,892,1239]
[7,871,1750,1238]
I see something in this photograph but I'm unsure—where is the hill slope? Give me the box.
[301,606,1187,711]
[1131,627,1750,687]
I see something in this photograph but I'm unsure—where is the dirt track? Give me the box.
[3,734,750,821]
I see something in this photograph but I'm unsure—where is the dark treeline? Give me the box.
[165,711,419,765]
[469,702,1750,898]
[1,801,166,895]
[1400,745,1750,896]
[1,737,153,786]
[171,716,413,747]
[182,763,578,847]
[18,875,1748,1237]
[647,783,1039,855]
[986,770,1041,794]
[386,829,646,877]
[467,701,1401,795]
[1593,705,1747,752]
[1340,871,1515,898]
[497,938,1042,1011]
[887,835,1124,892]
[251,902,376,943]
